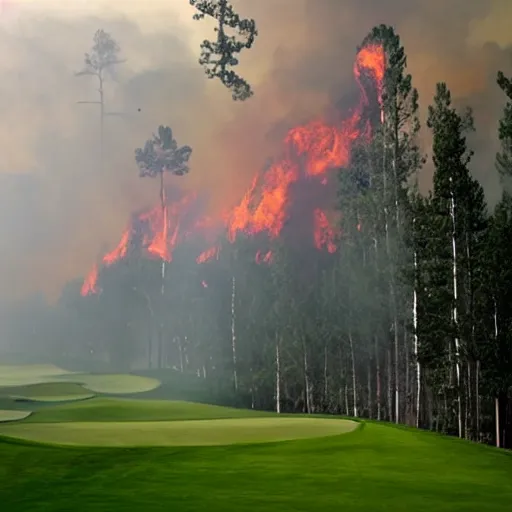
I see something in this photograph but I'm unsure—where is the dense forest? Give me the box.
[2,19,512,450]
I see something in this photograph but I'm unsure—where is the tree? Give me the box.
[75,29,124,172]
[134,126,192,367]
[427,82,476,438]
[190,0,257,101]
[358,24,422,424]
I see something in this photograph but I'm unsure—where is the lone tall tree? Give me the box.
[190,0,257,101]
[135,126,192,367]
[75,29,124,172]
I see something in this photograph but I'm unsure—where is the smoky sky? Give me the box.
[0,0,510,300]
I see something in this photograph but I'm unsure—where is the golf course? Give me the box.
[0,364,511,511]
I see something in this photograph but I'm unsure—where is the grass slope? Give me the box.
[17,397,271,423]
[0,422,511,511]
[58,374,160,394]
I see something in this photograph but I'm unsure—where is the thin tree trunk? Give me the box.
[158,171,167,369]
[375,335,382,421]
[231,275,238,392]
[496,396,501,448]
[367,361,372,419]
[449,176,462,438]
[276,334,281,414]
[349,330,357,417]
[413,248,420,428]
[324,344,328,408]
[476,359,480,441]
[304,343,311,414]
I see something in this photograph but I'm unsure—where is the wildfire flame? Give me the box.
[80,43,385,296]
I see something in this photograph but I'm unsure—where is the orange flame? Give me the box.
[313,209,338,254]
[196,245,220,264]
[81,43,385,296]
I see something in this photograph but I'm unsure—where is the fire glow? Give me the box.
[80,44,385,296]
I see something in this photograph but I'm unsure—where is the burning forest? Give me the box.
[80,43,385,296]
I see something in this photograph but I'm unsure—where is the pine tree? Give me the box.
[358,25,422,423]
[190,0,257,100]
[427,82,475,438]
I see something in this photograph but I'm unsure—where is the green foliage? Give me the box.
[190,0,257,100]
[135,126,192,178]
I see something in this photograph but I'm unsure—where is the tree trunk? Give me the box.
[230,275,238,392]
[476,359,480,441]
[367,361,372,419]
[449,176,462,439]
[387,348,392,421]
[349,330,357,417]
[375,335,381,421]
[496,396,501,448]
[304,343,311,414]
[275,334,281,414]
[324,344,328,408]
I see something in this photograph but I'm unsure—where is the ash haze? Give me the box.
[0,0,511,300]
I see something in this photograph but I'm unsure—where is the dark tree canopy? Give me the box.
[135,126,192,178]
[190,0,257,101]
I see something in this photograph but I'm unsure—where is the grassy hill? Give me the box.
[0,365,511,510]
[0,406,510,510]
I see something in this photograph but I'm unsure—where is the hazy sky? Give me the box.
[0,0,511,300]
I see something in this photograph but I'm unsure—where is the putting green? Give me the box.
[0,417,357,446]
[0,410,31,422]
[0,364,73,387]
[0,382,94,403]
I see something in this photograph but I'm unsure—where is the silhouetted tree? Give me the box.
[75,29,124,171]
[190,0,257,101]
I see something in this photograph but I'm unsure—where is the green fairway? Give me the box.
[0,382,94,402]
[0,417,356,446]
[1,421,511,511]
[55,373,160,394]
[19,397,271,423]
[0,364,73,387]
[0,410,31,422]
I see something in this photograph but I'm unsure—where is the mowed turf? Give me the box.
[0,382,94,402]
[1,420,511,511]
[0,417,356,446]
[17,397,274,423]
[0,410,31,422]
[0,398,348,446]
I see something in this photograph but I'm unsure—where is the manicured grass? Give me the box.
[0,364,73,387]
[19,397,271,423]
[0,417,356,446]
[0,382,94,402]
[55,373,160,394]
[0,410,31,422]
[0,421,511,511]
[0,365,160,395]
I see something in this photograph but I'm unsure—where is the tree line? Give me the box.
[3,20,512,450]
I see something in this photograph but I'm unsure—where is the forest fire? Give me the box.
[80,43,385,296]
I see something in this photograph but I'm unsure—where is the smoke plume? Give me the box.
[0,0,510,299]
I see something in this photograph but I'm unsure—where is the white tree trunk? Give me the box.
[304,346,311,414]
[413,248,420,428]
[493,299,499,448]
[276,335,281,414]
[375,335,381,421]
[349,330,357,417]
[449,176,462,439]
[231,275,238,392]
